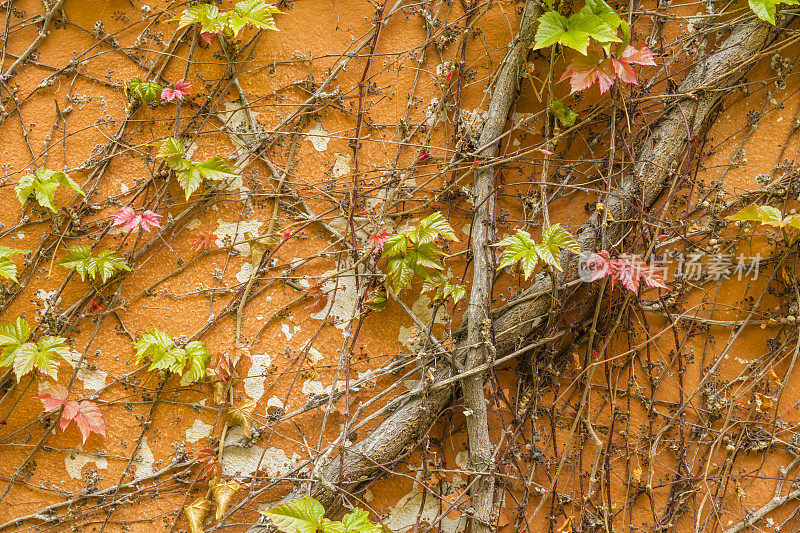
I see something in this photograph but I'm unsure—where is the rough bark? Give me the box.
[462,3,541,531]
[246,12,790,531]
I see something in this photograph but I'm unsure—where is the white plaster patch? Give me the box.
[386,489,440,532]
[267,396,284,411]
[300,340,324,364]
[281,323,300,340]
[120,182,129,194]
[222,427,300,477]
[134,437,155,479]
[36,289,61,315]
[65,446,108,480]
[307,121,330,151]
[186,419,213,443]
[214,219,264,256]
[69,350,108,391]
[301,379,329,396]
[310,263,361,333]
[77,367,107,391]
[331,153,352,179]
[236,262,254,283]
[244,352,272,401]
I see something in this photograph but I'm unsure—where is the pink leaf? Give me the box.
[73,401,106,443]
[113,207,161,232]
[584,249,668,294]
[368,228,393,252]
[282,231,291,240]
[560,52,615,95]
[620,45,657,66]
[418,150,432,161]
[138,210,162,232]
[113,206,139,230]
[200,31,216,45]
[60,400,79,432]
[161,79,192,102]
[34,383,68,412]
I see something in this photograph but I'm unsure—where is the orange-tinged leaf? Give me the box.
[60,400,106,443]
[226,398,256,438]
[303,284,328,314]
[184,497,213,533]
[34,382,68,411]
[196,447,222,480]
[209,476,241,519]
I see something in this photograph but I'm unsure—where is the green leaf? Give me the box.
[229,0,281,34]
[534,10,620,54]
[128,77,163,104]
[0,318,30,368]
[60,245,93,281]
[177,167,205,200]
[87,250,130,283]
[727,204,761,222]
[580,0,623,31]
[156,137,188,169]
[340,507,384,532]
[134,329,175,365]
[10,336,70,380]
[386,257,414,294]
[193,157,240,181]
[180,341,211,386]
[16,169,84,213]
[261,496,325,533]
[413,211,457,244]
[176,3,224,33]
[533,11,570,50]
[538,224,580,271]
[550,100,577,128]
[749,0,779,23]
[0,248,25,283]
[493,229,539,279]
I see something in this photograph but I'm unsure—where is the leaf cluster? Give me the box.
[0,318,72,380]
[261,496,387,533]
[176,0,281,39]
[128,77,163,104]
[16,168,84,213]
[155,137,240,200]
[493,224,580,279]
[133,329,211,386]
[381,212,464,301]
[60,246,131,284]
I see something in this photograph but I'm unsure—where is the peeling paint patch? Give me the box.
[222,427,300,477]
[267,395,284,411]
[307,121,330,151]
[310,263,361,333]
[120,182,129,194]
[65,446,108,480]
[186,419,213,443]
[331,153,351,179]
[69,350,108,391]
[214,219,264,256]
[385,489,440,532]
[236,262,254,283]
[300,340,324,364]
[134,437,155,479]
[301,379,329,396]
[281,323,300,340]
[244,353,272,401]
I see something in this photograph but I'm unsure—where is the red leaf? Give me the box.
[196,447,222,480]
[161,79,192,102]
[559,52,615,95]
[34,383,68,412]
[60,400,79,432]
[113,207,162,232]
[70,401,106,443]
[190,233,217,252]
[304,284,328,314]
[211,343,249,382]
[418,150,432,161]
[200,31,216,45]
[368,228,393,252]
[561,46,657,94]
[584,250,668,294]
